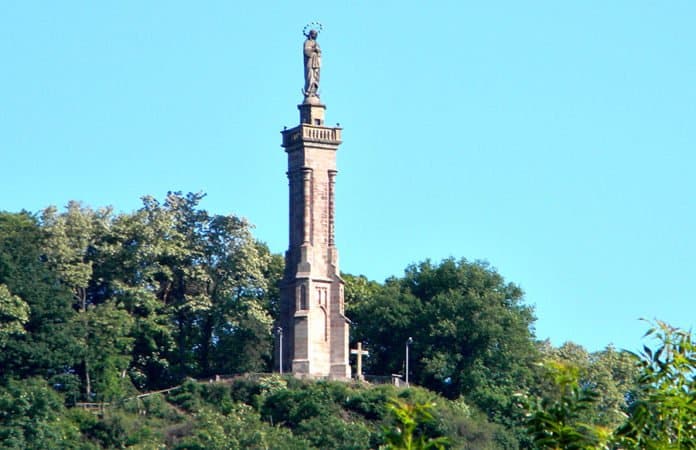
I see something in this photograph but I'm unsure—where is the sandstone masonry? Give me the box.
[279,102,351,379]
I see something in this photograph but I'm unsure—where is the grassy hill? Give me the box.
[5,374,511,449]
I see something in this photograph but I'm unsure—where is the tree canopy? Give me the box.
[0,192,692,449]
[1,193,280,400]
[347,258,539,431]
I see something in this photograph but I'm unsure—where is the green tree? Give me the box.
[172,405,310,450]
[97,201,178,389]
[35,192,280,393]
[41,202,135,400]
[257,242,284,322]
[0,284,29,347]
[381,398,448,450]
[521,360,611,450]
[40,202,111,313]
[348,258,539,435]
[537,341,639,429]
[0,377,82,449]
[126,192,274,378]
[615,320,696,448]
[83,303,135,400]
[41,202,106,398]
[0,212,79,381]
[347,277,419,375]
[522,321,696,449]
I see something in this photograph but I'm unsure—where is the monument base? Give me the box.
[292,359,310,375]
[330,363,351,380]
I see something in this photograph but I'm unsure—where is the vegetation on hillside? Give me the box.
[1,192,694,449]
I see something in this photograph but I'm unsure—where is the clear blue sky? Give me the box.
[2,1,695,352]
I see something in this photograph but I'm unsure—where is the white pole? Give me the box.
[405,345,408,385]
[406,337,413,386]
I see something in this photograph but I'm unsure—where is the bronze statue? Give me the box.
[303,28,321,101]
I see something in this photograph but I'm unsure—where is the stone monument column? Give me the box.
[278,26,351,379]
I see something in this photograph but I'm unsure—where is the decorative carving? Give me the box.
[302,26,322,102]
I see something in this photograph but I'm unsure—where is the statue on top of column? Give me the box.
[302,25,322,103]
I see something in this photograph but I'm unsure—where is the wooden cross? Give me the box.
[350,342,369,381]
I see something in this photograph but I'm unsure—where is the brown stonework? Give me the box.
[278,102,351,379]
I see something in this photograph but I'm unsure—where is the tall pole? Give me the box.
[406,337,413,386]
[278,327,283,375]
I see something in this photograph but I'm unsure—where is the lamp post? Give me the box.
[405,337,413,387]
[277,326,283,375]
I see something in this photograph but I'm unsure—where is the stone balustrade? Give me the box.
[283,125,341,147]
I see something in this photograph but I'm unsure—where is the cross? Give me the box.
[350,342,369,381]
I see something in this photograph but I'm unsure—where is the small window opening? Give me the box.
[300,285,307,310]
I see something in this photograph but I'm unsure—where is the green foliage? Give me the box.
[297,414,373,450]
[172,405,309,450]
[381,398,449,450]
[247,377,503,449]
[50,373,82,404]
[4,192,696,449]
[520,360,611,449]
[228,376,265,405]
[614,320,696,448]
[344,384,395,420]
[41,202,110,299]
[168,379,205,413]
[0,284,29,346]
[347,258,539,443]
[83,303,136,401]
[1,193,281,399]
[536,341,639,429]
[122,192,275,380]
[80,409,160,449]
[0,212,79,381]
[1,367,618,449]
[0,377,82,449]
[522,320,696,450]
[436,397,517,450]
[344,273,384,307]
[261,382,342,428]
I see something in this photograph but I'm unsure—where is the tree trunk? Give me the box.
[85,359,92,399]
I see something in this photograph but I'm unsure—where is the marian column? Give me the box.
[278,25,350,379]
